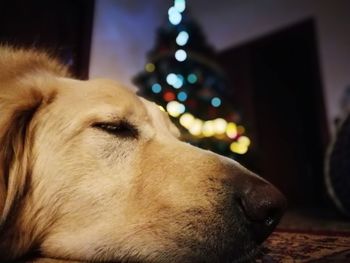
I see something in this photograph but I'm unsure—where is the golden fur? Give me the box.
[0,47,284,263]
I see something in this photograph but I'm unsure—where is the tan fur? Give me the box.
[0,47,280,263]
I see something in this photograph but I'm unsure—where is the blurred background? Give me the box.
[1,0,350,233]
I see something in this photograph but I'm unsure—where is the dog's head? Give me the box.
[0,48,286,263]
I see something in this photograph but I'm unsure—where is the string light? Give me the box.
[230,142,248,154]
[173,74,184,89]
[176,31,189,46]
[164,91,175,101]
[238,136,251,147]
[202,121,215,137]
[151,83,162,93]
[226,122,238,139]
[179,113,194,129]
[174,0,186,12]
[176,111,250,154]
[166,73,178,85]
[229,136,250,154]
[168,7,182,25]
[175,49,187,62]
[213,118,227,134]
[211,97,222,107]
[177,91,188,101]
[189,119,203,136]
[145,63,155,72]
[187,73,197,84]
[167,73,184,89]
[166,101,185,117]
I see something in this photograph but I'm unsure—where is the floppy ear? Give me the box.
[0,87,44,225]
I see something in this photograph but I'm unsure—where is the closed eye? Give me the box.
[93,121,138,139]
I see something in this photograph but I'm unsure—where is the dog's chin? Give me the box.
[31,245,260,263]
[207,244,261,263]
[231,246,261,263]
[92,245,260,263]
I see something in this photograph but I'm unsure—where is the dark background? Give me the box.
[0,0,94,79]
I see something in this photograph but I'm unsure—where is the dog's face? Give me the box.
[0,49,286,263]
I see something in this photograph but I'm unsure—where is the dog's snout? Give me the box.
[237,179,287,243]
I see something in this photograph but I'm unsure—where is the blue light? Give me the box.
[211,97,222,107]
[177,91,188,101]
[175,49,187,62]
[173,74,184,89]
[166,73,178,85]
[174,0,186,13]
[168,7,182,25]
[151,83,162,93]
[176,31,189,46]
[168,6,177,16]
[177,74,184,82]
[187,73,197,84]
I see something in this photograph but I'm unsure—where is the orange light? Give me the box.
[163,91,175,102]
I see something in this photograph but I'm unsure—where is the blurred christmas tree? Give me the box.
[133,0,251,157]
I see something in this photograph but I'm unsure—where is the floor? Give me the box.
[256,207,350,262]
[278,207,350,233]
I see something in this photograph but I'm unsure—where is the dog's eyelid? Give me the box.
[92,121,138,138]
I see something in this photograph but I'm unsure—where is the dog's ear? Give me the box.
[0,87,45,224]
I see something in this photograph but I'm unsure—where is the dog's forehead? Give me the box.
[56,78,148,119]
[65,78,139,104]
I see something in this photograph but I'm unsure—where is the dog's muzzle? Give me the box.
[231,172,287,243]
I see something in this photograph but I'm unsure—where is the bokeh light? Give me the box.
[202,121,215,137]
[145,63,155,72]
[173,74,184,89]
[164,91,176,101]
[179,113,194,129]
[238,136,251,147]
[166,73,178,85]
[151,83,162,93]
[211,97,222,107]
[230,142,248,154]
[167,101,186,117]
[189,119,203,136]
[176,31,189,46]
[213,118,227,134]
[175,49,187,62]
[168,7,182,25]
[187,73,198,84]
[226,122,238,139]
[174,0,186,13]
[177,91,188,101]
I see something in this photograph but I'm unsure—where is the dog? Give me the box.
[0,46,286,263]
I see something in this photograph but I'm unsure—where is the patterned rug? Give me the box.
[256,230,350,262]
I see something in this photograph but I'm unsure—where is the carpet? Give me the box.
[256,230,350,262]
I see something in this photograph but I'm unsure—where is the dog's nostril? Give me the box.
[237,183,287,243]
[263,207,281,227]
[264,216,275,227]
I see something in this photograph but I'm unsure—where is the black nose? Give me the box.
[237,180,287,243]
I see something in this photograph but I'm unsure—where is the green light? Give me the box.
[187,73,197,84]
[211,97,221,107]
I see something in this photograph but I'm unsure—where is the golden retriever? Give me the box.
[0,47,286,263]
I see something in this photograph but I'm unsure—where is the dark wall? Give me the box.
[0,0,94,79]
[219,19,329,208]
